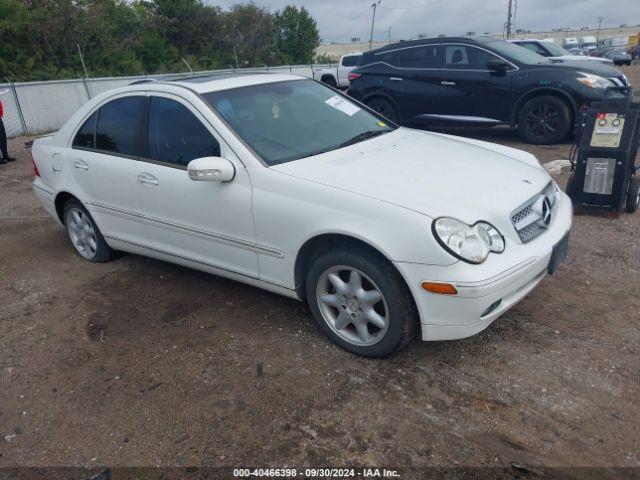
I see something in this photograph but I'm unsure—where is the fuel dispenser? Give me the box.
[568,86,640,213]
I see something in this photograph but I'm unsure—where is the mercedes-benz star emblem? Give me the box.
[532,195,552,227]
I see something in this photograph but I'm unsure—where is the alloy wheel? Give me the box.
[67,207,98,260]
[316,265,389,346]
[524,103,561,142]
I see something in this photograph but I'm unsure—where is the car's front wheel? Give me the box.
[63,199,114,262]
[517,95,572,145]
[626,177,640,213]
[305,246,417,357]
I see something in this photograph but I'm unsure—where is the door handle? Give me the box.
[389,77,403,82]
[72,160,89,170]
[137,173,159,186]
[441,81,456,86]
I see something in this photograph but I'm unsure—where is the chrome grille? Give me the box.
[609,75,629,86]
[511,182,558,243]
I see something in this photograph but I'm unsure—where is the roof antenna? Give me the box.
[181,58,195,76]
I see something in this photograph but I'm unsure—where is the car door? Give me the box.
[134,93,258,278]
[68,94,149,245]
[438,44,514,123]
[381,44,443,123]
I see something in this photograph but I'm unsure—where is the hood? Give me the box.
[547,59,624,78]
[272,128,551,238]
[551,55,612,64]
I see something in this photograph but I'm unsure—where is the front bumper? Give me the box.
[394,191,573,341]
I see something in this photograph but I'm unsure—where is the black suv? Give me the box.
[347,37,630,144]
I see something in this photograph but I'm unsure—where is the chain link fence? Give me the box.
[1,63,334,138]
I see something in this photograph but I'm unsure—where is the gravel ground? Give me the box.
[1,65,639,479]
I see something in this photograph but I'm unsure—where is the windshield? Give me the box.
[203,79,395,166]
[543,43,572,56]
[488,40,550,65]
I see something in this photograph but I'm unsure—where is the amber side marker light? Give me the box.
[421,282,458,295]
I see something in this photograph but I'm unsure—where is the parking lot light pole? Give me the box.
[369,1,381,50]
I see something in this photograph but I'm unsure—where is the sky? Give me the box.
[209,0,640,43]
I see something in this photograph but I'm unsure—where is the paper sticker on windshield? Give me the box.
[376,121,387,127]
[325,95,361,116]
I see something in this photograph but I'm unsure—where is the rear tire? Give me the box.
[63,199,114,262]
[626,176,640,213]
[517,95,572,145]
[305,245,418,357]
[322,76,337,88]
[366,97,399,124]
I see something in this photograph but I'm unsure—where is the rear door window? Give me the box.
[95,96,146,157]
[147,96,221,167]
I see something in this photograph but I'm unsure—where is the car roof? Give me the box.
[367,36,496,55]
[165,73,307,94]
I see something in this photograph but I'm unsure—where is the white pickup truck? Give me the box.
[313,52,362,89]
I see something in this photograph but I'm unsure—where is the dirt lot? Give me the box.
[1,65,640,478]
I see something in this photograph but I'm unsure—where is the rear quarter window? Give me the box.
[342,55,361,67]
[72,112,97,149]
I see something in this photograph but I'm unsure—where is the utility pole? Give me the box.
[596,16,604,46]
[505,0,513,39]
[387,26,391,43]
[369,0,381,50]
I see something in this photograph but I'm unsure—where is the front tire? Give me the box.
[63,199,114,262]
[517,95,572,145]
[366,97,399,124]
[305,246,417,357]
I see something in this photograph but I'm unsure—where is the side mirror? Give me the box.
[187,156,235,182]
[487,59,508,73]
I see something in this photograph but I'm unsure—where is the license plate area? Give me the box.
[548,232,570,275]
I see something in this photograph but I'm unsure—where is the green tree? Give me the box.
[274,5,320,64]
[224,3,277,67]
[0,0,323,81]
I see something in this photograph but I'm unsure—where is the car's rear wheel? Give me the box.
[517,95,572,145]
[366,97,399,124]
[305,246,417,357]
[63,199,114,262]
[322,76,337,88]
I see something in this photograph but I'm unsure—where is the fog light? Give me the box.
[481,299,502,317]
[421,282,457,295]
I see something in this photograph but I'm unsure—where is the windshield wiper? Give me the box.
[294,130,390,161]
[338,129,388,148]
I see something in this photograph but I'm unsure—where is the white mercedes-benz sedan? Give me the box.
[32,73,572,357]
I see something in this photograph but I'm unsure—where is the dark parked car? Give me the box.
[602,49,632,66]
[347,37,630,144]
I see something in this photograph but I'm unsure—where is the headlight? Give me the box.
[576,72,613,89]
[432,217,505,264]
